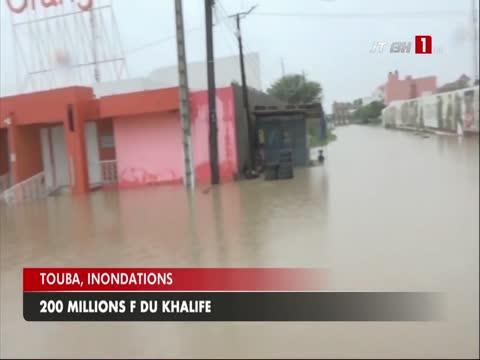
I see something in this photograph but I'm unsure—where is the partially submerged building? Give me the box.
[0,85,242,203]
[0,82,290,205]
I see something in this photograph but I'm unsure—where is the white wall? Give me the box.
[85,122,101,185]
[382,86,479,133]
[149,53,262,91]
[93,53,262,97]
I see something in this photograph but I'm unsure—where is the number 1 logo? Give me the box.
[415,35,432,54]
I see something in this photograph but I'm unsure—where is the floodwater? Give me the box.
[0,126,478,358]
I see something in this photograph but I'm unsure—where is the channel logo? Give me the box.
[415,35,432,54]
[370,35,436,55]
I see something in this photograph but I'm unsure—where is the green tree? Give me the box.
[353,98,363,107]
[353,101,385,124]
[267,74,322,104]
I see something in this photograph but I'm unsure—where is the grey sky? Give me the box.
[1,0,478,109]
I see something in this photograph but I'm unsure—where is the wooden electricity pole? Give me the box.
[205,0,220,185]
[230,5,257,170]
[230,6,256,170]
[175,0,194,189]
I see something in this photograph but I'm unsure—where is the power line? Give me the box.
[126,25,202,55]
[125,11,234,57]
[251,10,469,19]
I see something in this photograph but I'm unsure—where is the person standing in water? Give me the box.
[318,149,325,163]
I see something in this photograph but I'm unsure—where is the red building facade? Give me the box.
[0,85,239,196]
[384,70,437,105]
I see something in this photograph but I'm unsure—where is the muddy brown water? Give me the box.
[1,126,478,358]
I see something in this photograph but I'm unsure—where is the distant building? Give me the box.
[332,101,359,125]
[383,70,437,105]
[436,74,472,93]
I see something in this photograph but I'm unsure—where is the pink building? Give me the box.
[106,87,238,188]
[0,85,242,201]
[384,70,437,105]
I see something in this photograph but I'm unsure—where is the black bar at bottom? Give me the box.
[23,292,441,322]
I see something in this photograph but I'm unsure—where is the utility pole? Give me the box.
[281,58,286,77]
[472,0,479,82]
[175,0,194,189]
[230,5,257,171]
[205,0,219,185]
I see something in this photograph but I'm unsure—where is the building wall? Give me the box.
[93,53,262,98]
[0,129,8,175]
[190,86,238,183]
[150,53,262,91]
[13,125,44,182]
[112,86,238,187]
[113,112,184,187]
[384,71,437,105]
[382,86,479,133]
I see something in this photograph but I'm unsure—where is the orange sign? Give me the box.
[6,0,93,14]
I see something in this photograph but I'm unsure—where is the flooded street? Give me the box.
[1,126,478,358]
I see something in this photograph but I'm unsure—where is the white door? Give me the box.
[40,126,69,191]
[86,122,101,186]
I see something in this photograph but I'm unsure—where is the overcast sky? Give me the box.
[1,0,478,109]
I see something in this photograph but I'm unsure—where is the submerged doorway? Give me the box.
[40,125,69,193]
[0,128,10,192]
[40,122,102,193]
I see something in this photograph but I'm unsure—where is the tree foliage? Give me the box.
[353,98,363,107]
[267,74,322,104]
[353,101,385,124]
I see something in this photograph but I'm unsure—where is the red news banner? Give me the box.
[23,268,438,322]
[23,268,322,292]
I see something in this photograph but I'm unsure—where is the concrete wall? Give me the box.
[13,125,44,182]
[0,129,8,175]
[0,129,9,191]
[114,112,184,187]
[150,53,262,91]
[1,87,95,194]
[93,77,166,98]
[94,53,262,98]
[190,86,238,183]
[382,86,479,133]
[112,86,238,187]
